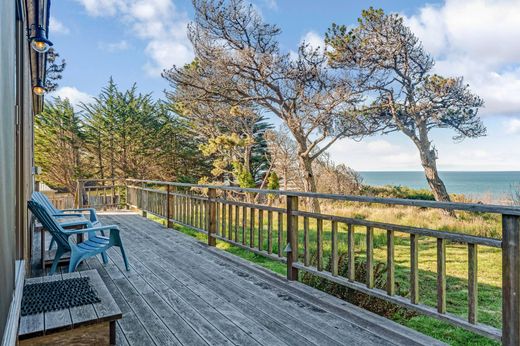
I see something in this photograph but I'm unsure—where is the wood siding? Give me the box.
[0,0,18,338]
[1,0,39,342]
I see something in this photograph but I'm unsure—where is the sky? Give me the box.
[48,0,520,172]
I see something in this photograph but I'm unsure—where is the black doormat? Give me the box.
[21,277,101,316]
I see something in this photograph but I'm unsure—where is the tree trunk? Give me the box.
[299,154,321,213]
[96,132,104,180]
[418,143,451,203]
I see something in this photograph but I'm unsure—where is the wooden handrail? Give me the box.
[126,178,520,215]
[83,179,520,344]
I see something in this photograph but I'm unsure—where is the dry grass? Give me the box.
[320,202,501,238]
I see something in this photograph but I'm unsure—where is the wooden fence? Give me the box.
[77,179,125,209]
[88,178,519,344]
[42,193,75,210]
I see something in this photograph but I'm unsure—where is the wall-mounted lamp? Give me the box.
[30,25,53,53]
[33,80,46,96]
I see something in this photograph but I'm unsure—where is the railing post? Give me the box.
[141,182,147,218]
[76,180,84,208]
[502,214,520,346]
[207,188,217,247]
[111,179,116,208]
[125,180,129,209]
[166,185,171,228]
[286,194,299,281]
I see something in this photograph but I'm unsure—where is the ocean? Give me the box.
[359,171,520,201]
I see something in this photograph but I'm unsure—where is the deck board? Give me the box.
[30,212,446,346]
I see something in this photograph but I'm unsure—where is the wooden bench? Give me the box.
[18,270,122,345]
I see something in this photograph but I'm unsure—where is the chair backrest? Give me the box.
[28,200,70,250]
[32,191,61,214]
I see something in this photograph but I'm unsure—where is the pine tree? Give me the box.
[35,98,86,198]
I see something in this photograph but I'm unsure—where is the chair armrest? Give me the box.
[61,208,98,222]
[53,213,83,218]
[62,208,95,212]
[63,224,119,235]
[59,219,93,228]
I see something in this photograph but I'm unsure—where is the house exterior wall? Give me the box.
[16,1,34,267]
[1,0,39,342]
[0,0,19,338]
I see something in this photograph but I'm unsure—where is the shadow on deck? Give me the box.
[30,212,445,346]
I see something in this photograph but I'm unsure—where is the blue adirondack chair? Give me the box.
[32,192,102,251]
[28,200,129,275]
[32,191,100,224]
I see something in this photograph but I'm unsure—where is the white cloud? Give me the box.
[366,140,400,154]
[262,0,277,10]
[49,87,94,107]
[77,0,193,76]
[404,0,520,116]
[505,118,520,134]
[49,17,70,35]
[77,0,125,17]
[328,138,421,171]
[99,40,131,52]
[301,31,324,52]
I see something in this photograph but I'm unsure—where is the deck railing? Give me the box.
[77,178,125,209]
[82,178,519,344]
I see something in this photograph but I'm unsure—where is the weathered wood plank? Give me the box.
[437,238,446,314]
[208,188,217,247]
[387,230,395,296]
[142,290,210,346]
[149,249,337,345]
[83,257,155,346]
[112,277,181,346]
[226,203,232,240]
[79,270,122,323]
[317,218,323,271]
[250,207,255,248]
[221,200,226,237]
[501,213,519,346]
[267,210,273,254]
[303,216,310,266]
[165,288,235,345]
[286,195,299,281]
[234,204,239,242]
[410,234,419,305]
[42,273,73,333]
[66,272,98,327]
[468,243,478,324]
[331,221,338,276]
[242,205,247,245]
[258,209,264,251]
[366,227,374,289]
[166,185,171,228]
[190,198,196,225]
[139,258,282,346]
[18,277,44,338]
[278,211,283,258]
[19,322,110,346]
[347,224,354,281]
[107,215,283,345]
[199,198,204,229]
[216,200,220,236]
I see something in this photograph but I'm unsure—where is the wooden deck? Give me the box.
[30,212,445,346]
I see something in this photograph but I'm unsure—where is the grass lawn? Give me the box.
[145,204,502,346]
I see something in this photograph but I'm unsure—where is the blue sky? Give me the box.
[49,0,520,171]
